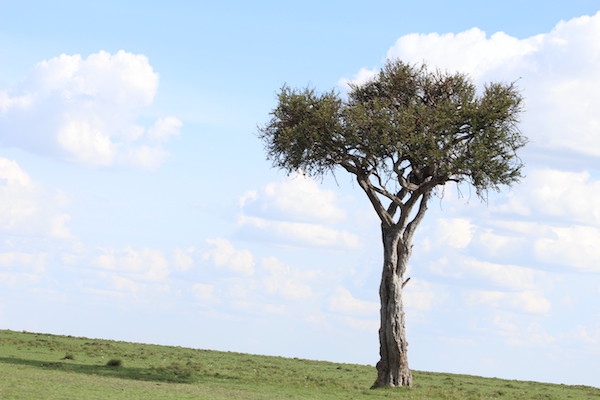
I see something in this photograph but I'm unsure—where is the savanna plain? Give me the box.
[0,330,598,400]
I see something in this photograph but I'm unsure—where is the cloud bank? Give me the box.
[238,174,360,249]
[0,50,181,169]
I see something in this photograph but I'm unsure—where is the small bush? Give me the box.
[62,353,74,360]
[106,359,122,367]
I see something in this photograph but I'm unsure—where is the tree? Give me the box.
[258,60,527,388]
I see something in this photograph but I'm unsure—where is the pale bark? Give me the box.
[372,226,413,388]
[372,191,430,388]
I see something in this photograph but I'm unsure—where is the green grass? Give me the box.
[0,330,597,399]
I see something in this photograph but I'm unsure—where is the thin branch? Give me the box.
[356,174,393,227]
[403,190,432,244]
[340,161,358,174]
[369,179,404,205]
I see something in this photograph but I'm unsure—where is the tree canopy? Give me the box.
[259,61,526,228]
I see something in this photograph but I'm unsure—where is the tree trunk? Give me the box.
[372,225,413,388]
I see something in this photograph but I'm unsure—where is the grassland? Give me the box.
[0,329,597,399]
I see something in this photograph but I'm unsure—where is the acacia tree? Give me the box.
[258,60,526,388]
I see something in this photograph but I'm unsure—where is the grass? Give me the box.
[0,330,598,400]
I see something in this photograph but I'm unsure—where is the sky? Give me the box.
[0,0,599,388]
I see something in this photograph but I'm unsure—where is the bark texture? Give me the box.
[372,227,413,388]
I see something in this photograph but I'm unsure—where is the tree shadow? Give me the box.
[0,356,194,384]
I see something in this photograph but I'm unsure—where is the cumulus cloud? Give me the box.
[475,230,527,258]
[339,316,379,332]
[238,215,361,250]
[404,279,438,311]
[428,254,553,292]
[489,313,557,347]
[338,67,378,91]
[434,218,475,249]
[0,252,47,272]
[328,287,378,316]
[192,283,219,304]
[238,172,362,250]
[240,173,346,224]
[496,169,600,225]
[94,246,170,281]
[376,12,600,158]
[0,50,181,169]
[0,251,47,288]
[386,28,540,81]
[534,225,600,272]
[467,290,551,315]
[261,256,315,299]
[173,247,196,272]
[462,259,547,291]
[232,300,286,315]
[203,238,255,275]
[0,157,71,238]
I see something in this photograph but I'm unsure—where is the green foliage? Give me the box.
[260,86,344,176]
[259,60,527,200]
[1,330,598,400]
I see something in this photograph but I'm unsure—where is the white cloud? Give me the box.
[0,251,47,288]
[428,255,549,292]
[534,225,600,272]
[467,290,551,315]
[111,275,143,294]
[241,173,346,224]
[506,322,557,347]
[238,215,361,249]
[486,313,557,347]
[0,271,40,287]
[404,279,437,311]
[569,325,600,346]
[435,218,474,249]
[387,28,541,81]
[239,175,362,250]
[340,316,379,332]
[192,283,218,303]
[328,287,378,317]
[0,50,181,169]
[57,119,116,166]
[147,117,182,143]
[497,169,600,226]
[0,157,72,238]
[380,12,600,158]
[173,247,196,272]
[338,67,378,91]
[462,259,545,291]
[475,229,527,258]
[94,246,170,281]
[0,252,47,272]
[232,300,286,315]
[261,256,315,300]
[203,238,255,275]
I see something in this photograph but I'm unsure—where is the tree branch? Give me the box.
[356,174,394,227]
[403,190,432,244]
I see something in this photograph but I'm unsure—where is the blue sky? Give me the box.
[1,0,599,388]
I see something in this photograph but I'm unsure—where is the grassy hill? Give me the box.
[0,329,597,399]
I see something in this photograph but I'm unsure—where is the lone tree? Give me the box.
[259,60,526,388]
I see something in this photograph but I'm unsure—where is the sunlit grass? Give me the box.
[1,329,597,399]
